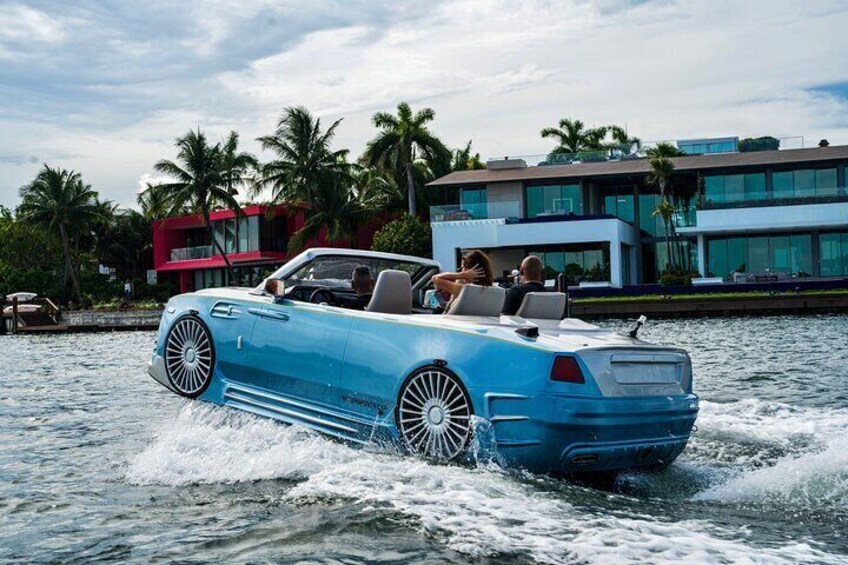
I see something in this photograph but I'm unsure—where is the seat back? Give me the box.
[367,270,412,315]
[447,284,505,317]
[515,292,567,320]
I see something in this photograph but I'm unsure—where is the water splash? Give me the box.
[126,402,845,564]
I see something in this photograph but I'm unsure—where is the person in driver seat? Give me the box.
[343,266,374,310]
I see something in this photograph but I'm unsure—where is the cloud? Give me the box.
[1,0,848,210]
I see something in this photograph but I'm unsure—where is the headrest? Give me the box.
[515,292,567,320]
[367,269,412,315]
[447,284,505,317]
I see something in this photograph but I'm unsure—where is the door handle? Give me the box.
[248,307,290,322]
[211,302,242,319]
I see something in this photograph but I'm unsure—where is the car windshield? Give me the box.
[285,256,424,289]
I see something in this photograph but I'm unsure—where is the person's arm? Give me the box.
[432,266,483,296]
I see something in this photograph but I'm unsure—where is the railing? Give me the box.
[170,245,214,262]
[430,201,521,223]
[700,189,848,210]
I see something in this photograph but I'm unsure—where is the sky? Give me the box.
[2,0,848,209]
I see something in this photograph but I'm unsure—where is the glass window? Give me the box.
[770,236,791,274]
[727,238,747,274]
[460,188,487,219]
[704,176,724,203]
[744,174,767,200]
[248,216,260,251]
[526,185,543,218]
[816,168,838,196]
[238,217,249,253]
[790,234,812,276]
[708,238,728,278]
[560,184,582,214]
[820,233,842,276]
[604,191,635,223]
[525,184,582,217]
[747,237,770,273]
[638,194,663,236]
[794,169,815,197]
[724,175,744,202]
[773,171,794,199]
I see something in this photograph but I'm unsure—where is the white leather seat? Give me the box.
[367,270,412,315]
[515,292,567,320]
[447,284,505,317]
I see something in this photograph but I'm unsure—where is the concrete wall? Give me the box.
[64,309,164,327]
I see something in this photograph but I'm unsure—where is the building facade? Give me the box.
[152,204,381,293]
[428,144,848,287]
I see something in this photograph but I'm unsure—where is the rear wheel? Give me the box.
[164,316,215,398]
[397,367,473,461]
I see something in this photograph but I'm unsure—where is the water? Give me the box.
[1,315,847,564]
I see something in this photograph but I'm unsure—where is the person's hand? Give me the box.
[459,265,485,281]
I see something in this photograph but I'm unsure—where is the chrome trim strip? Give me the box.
[224,390,359,435]
[226,383,373,426]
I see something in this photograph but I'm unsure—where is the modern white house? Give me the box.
[427,142,848,287]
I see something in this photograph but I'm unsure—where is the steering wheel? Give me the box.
[308,287,340,306]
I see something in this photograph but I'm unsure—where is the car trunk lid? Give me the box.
[577,347,692,397]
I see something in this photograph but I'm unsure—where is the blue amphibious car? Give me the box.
[148,248,698,474]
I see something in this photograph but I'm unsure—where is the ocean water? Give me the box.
[1,315,847,564]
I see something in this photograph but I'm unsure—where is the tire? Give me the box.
[164,315,215,398]
[396,366,473,461]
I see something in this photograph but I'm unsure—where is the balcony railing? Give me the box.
[699,190,848,210]
[170,245,214,262]
[430,201,521,223]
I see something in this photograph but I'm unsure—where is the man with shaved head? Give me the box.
[502,255,547,315]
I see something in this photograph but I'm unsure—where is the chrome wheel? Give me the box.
[165,316,214,397]
[398,368,472,460]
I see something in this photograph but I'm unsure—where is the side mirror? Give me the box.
[264,278,286,297]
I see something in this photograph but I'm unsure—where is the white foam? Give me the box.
[688,399,848,511]
[127,403,844,564]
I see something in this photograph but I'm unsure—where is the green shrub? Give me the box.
[371,215,432,258]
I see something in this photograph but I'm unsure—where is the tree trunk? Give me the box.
[204,209,237,285]
[59,224,82,304]
[405,162,417,216]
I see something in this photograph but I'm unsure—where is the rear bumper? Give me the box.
[483,393,699,474]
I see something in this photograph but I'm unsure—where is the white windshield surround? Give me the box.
[252,248,440,296]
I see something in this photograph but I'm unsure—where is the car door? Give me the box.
[245,298,354,410]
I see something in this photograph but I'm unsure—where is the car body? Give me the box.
[147,248,698,475]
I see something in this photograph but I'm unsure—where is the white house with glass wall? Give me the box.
[428,144,848,287]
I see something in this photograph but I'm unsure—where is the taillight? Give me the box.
[550,356,584,384]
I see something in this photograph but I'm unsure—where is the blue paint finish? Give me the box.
[150,288,699,475]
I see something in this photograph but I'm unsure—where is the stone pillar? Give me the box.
[697,234,707,276]
[609,242,622,287]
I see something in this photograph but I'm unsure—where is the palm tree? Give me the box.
[154,129,241,282]
[363,102,450,216]
[255,106,350,206]
[220,131,258,196]
[451,140,486,171]
[607,125,642,155]
[287,175,368,253]
[540,118,608,155]
[137,183,175,220]
[652,198,677,272]
[18,165,104,303]
[646,142,685,159]
[646,156,681,271]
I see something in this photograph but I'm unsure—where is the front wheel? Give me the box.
[397,367,473,461]
[164,315,215,398]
